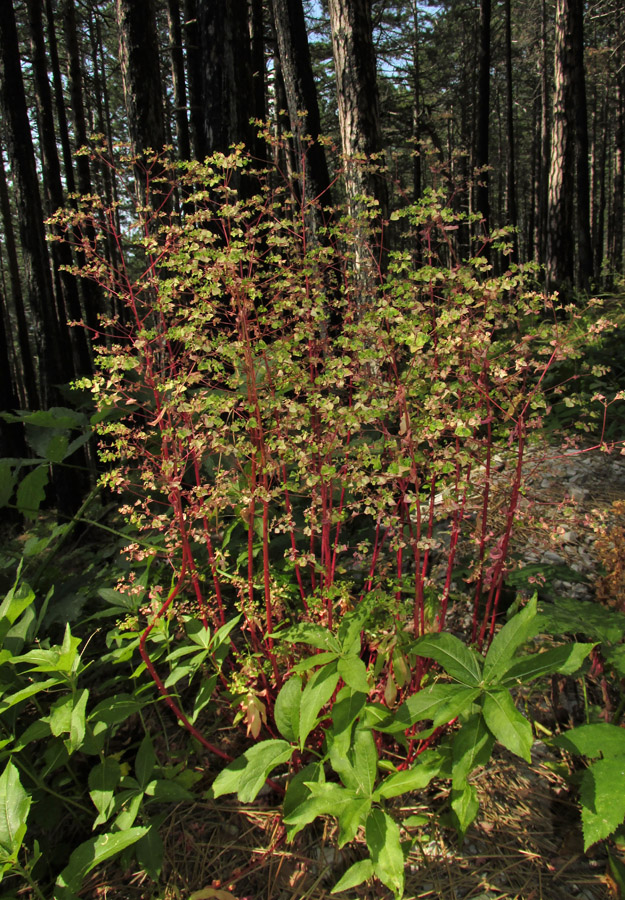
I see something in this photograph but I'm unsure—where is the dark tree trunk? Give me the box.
[571,0,593,288]
[249,0,267,161]
[538,0,550,264]
[327,0,387,217]
[44,0,75,195]
[166,0,191,160]
[0,0,62,406]
[196,1,254,156]
[115,0,167,158]
[0,150,37,408]
[62,0,103,335]
[611,34,624,277]
[27,0,92,379]
[475,0,491,232]
[271,0,333,206]
[503,0,517,262]
[183,0,204,160]
[546,0,576,293]
[412,0,421,204]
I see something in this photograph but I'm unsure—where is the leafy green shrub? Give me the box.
[39,146,614,896]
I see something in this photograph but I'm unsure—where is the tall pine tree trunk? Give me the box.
[571,0,593,288]
[166,0,191,160]
[546,0,576,292]
[475,0,491,234]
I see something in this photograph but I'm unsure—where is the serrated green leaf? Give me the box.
[211,739,293,803]
[283,762,324,841]
[482,690,532,762]
[135,822,163,881]
[274,675,302,743]
[553,723,625,759]
[283,782,356,828]
[500,643,594,685]
[348,726,377,797]
[0,762,30,857]
[190,674,218,724]
[332,688,367,741]
[579,756,625,849]
[55,827,148,898]
[337,655,370,693]
[331,858,375,894]
[292,651,340,673]
[365,808,404,898]
[451,714,495,790]
[414,632,483,686]
[88,694,142,726]
[299,662,339,748]
[483,596,538,682]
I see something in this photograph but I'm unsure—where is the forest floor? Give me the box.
[81,441,625,900]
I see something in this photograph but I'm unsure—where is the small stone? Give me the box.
[543,550,565,564]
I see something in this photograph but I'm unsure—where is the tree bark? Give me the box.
[546,0,576,293]
[475,0,491,233]
[115,0,167,158]
[327,0,387,216]
[271,0,333,206]
[503,0,517,261]
[27,0,92,378]
[571,0,593,288]
[0,0,62,406]
[166,0,191,160]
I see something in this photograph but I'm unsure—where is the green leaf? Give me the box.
[283,762,324,841]
[552,723,625,759]
[299,661,340,748]
[149,780,193,802]
[135,735,156,789]
[483,596,538,682]
[330,725,377,799]
[337,655,370,693]
[88,759,122,827]
[500,643,594,685]
[49,689,89,754]
[88,694,142,726]
[0,461,16,507]
[451,782,479,839]
[451,714,494,790]
[0,678,60,715]
[292,651,339,673]
[373,752,442,801]
[413,633,483,686]
[387,683,480,732]
[331,858,375,894]
[190,674,218,724]
[16,465,48,519]
[365,808,404,898]
[481,691,532,762]
[0,762,31,858]
[537,597,625,645]
[283,782,356,829]
[55,827,148,898]
[332,688,367,746]
[274,675,302,743]
[136,821,164,881]
[277,622,341,653]
[579,757,625,849]
[211,739,293,803]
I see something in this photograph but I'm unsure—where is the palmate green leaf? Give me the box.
[365,808,404,899]
[211,739,293,803]
[499,642,594,685]
[283,782,357,829]
[332,688,367,744]
[292,651,339,674]
[481,690,532,762]
[579,757,625,849]
[451,714,495,790]
[0,762,31,858]
[299,662,340,748]
[413,633,483,686]
[553,723,625,759]
[482,596,538,682]
[331,858,375,894]
[274,675,302,743]
[330,725,377,799]
[283,761,324,841]
[55,827,148,899]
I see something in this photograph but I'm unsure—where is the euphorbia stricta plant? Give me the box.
[52,145,592,896]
